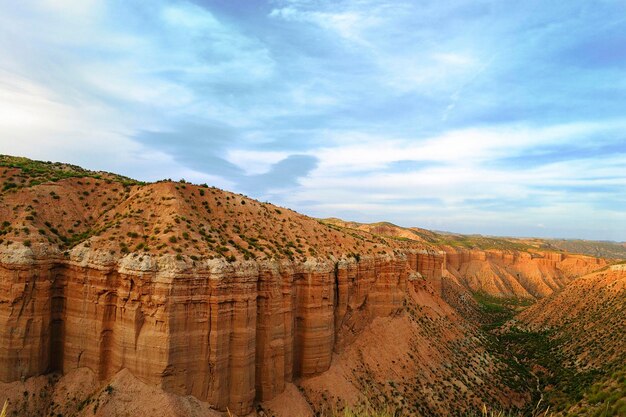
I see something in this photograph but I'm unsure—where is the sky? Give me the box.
[0,0,625,241]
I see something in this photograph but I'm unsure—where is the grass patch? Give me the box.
[497,326,602,413]
[472,292,534,330]
[560,365,626,417]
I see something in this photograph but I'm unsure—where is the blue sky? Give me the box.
[1,0,625,240]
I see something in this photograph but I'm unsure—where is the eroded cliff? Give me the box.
[323,218,607,299]
[0,156,611,416]
[441,246,605,298]
[1,247,410,414]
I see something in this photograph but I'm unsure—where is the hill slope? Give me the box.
[0,155,618,417]
[506,265,626,414]
[0,159,401,263]
[517,265,626,371]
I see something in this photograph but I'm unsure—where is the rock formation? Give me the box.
[0,244,420,414]
[0,156,611,416]
[441,246,605,298]
[323,218,607,299]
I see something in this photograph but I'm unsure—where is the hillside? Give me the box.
[0,155,531,416]
[323,217,626,260]
[0,155,619,417]
[517,265,626,371]
[0,155,141,188]
[505,265,626,414]
[0,159,402,263]
[533,238,626,259]
[322,218,606,299]
[559,365,626,417]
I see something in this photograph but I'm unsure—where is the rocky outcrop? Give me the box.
[0,243,606,414]
[0,246,413,415]
[441,247,605,298]
[406,249,445,292]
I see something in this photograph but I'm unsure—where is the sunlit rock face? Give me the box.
[0,159,608,415]
[441,246,605,298]
[0,248,419,415]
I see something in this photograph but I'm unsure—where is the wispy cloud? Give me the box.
[0,0,625,239]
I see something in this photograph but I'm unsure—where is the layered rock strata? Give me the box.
[441,247,605,298]
[0,244,605,413]
[0,247,414,415]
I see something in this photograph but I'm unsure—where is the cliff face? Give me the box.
[406,250,444,289]
[0,246,603,416]
[0,247,413,415]
[321,218,606,300]
[294,275,531,416]
[2,244,601,415]
[0,157,611,416]
[0,160,444,415]
[390,246,603,300]
[441,247,605,298]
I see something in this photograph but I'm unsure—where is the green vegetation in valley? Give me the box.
[471,294,621,416]
[499,327,602,413]
[472,292,534,330]
[559,365,626,417]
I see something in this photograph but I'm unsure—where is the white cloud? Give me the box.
[230,122,626,238]
[309,122,616,176]
[0,0,277,177]
[1,0,625,240]
[269,0,487,94]
[269,6,379,44]
[226,149,289,175]
[39,0,104,19]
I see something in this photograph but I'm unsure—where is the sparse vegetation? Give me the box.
[0,156,622,417]
[0,154,143,188]
[473,292,534,330]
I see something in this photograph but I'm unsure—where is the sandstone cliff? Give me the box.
[0,245,534,416]
[1,245,420,414]
[441,246,605,298]
[0,156,609,416]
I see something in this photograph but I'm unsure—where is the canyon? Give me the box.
[0,156,623,417]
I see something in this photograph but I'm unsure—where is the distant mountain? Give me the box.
[533,238,626,259]
[323,218,626,260]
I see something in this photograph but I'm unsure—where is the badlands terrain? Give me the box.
[0,155,624,416]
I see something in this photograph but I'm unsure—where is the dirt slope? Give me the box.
[517,265,626,370]
[0,367,223,417]
[287,277,529,416]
